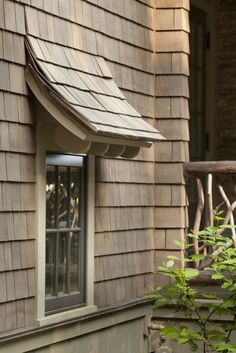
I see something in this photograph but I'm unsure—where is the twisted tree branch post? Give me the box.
[217,182,236,247]
[192,177,205,266]
[207,173,213,227]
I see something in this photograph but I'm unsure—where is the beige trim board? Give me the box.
[0,303,152,353]
[36,305,97,327]
[36,111,96,324]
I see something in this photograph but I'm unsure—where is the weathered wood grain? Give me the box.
[184,161,236,176]
[95,207,154,233]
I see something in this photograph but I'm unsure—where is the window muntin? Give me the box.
[45,154,86,313]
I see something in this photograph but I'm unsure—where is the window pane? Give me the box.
[45,233,56,296]
[70,232,79,293]
[58,233,68,294]
[70,167,80,228]
[46,165,56,229]
[58,166,69,229]
[45,154,86,311]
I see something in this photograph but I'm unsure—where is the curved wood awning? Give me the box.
[25,36,165,158]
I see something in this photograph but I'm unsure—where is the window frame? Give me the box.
[36,121,96,325]
[45,153,86,314]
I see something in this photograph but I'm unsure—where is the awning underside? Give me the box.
[26,35,164,156]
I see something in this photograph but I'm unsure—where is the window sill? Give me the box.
[36,305,97,327]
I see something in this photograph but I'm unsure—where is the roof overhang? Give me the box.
[25,35,165,158]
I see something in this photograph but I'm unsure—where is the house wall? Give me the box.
[215,0,236,161]
[0,0,36,331]
[154,0,190,284]
[0,0,190,349]
[0,303,152,353]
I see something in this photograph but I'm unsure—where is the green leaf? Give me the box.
[215,343,236,352]
[174,240,183,248]
[166,259,174,268]
[167,255,181,261]
[206,226,218,233]
[221,280,233,289]
[178,337,190,344]
[220,224,236,229]
[184,268,199,280]
[161,324,180,340]
[190,254,206,261]
[212,272,225,280]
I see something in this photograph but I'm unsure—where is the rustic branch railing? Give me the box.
[183,161,236,269]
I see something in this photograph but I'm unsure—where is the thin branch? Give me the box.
[217,182,236,247]
[207,173,213,227]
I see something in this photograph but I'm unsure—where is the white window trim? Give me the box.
[35,114,97,327]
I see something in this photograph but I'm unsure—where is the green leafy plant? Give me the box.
[149,215,236,353]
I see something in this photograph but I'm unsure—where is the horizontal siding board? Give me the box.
[96,158,154,183]
[94,273,154,306]
[109,62,154,96]
[154,141,188,163]
[154,207,186,228]
[29,0,155,32]
[26,7,155,73]
[96,183,154,207]
[155,75,189,97]
[16,299,25,328]
[14,270,29,299]
[6,271,15,301]
[155,185,172,206]
[0,93,34,124]
[156,52,189,75]
[24,298,35,327]
[6,301,17,331]
[174,8,190,32]
[95,207,154,233]
[154,141,173,161]
[0,0,4,29]
[27,268,35,297]
[166,228,185,249]
[0,298,34,333]
[0,240,34,271]
[95,229,154,256]
[3,0,16,32]
[20,240,35,268]
[156,119,189,140]
[156,31,189,53]
[0,183,35,212]
[0,273,7,303]
[94,251,155,281]
[0,122,35,153]
[156,8,189,32]
[154,229,166,250]
[156,0,190,10]
[4,269,31,301]
[121,91,155,118]
[11,241,21,269]
[155,185,186,207]
[173,141,189,161]
[1,30,25,65]
[0,61,27,94]
[33,6,155,50]
[155,162,184,183]
[156,9,174,30]
[0,212,35,241]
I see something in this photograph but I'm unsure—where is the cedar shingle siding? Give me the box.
[0,0,190,334]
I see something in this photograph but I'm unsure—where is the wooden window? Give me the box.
[45,153,86,313]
